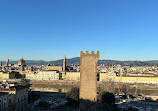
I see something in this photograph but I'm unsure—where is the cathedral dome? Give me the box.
[18,57,26,66]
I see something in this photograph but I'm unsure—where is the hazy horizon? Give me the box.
[2,56,158,62]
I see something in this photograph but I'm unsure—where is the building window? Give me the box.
[4,103,6,108]
[9,99,11,103]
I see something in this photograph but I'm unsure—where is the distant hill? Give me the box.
[2,57,158,66]
[1,60,47,66]
[48,57,80,65]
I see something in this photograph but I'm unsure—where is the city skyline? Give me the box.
[1,0,158,61]
[2,55,158,62]
[1,1,158,111]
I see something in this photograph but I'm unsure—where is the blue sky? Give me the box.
[0,0,158,61]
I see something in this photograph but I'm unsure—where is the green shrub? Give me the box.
[66,87,79,104]
[37,101,50,108]
[19,78,30,86]
[66,87,79,100]
[98,91,115,106]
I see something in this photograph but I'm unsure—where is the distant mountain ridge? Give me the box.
[2,57,158,66]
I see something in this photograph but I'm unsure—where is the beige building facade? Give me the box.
[0,71,15,79]
[66,72,80,81]
[0,81,28,111]
[26,71,59,80]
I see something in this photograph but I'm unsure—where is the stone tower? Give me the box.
[4,59,9,67]
[80,51,99,101]
[63,56,66,72]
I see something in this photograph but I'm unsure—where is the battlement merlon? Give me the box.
[80,51,99,58]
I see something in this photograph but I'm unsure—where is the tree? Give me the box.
[121,84,129,95]
[19,78,30,86]
[114,87,120,95]
[131,87,137,95]
[37,101,50,108]
[98,91,115,106]
[66,87,79,104]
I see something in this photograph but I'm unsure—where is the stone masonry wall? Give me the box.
[80,51,99,101]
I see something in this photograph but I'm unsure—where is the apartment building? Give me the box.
[26,70,59,80]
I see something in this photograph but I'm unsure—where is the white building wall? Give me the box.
[26,71,59,80]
